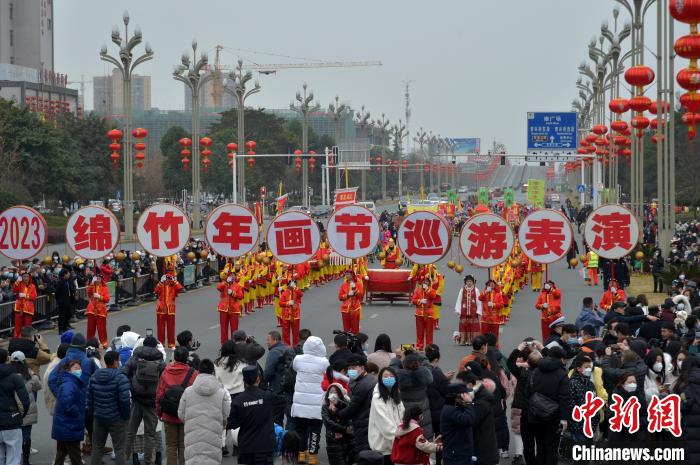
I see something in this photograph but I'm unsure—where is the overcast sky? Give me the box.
[55,1,657,154]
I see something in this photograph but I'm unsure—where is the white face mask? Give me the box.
[653,362,663,373]
[677,360,683,370]
[611,287,617,293]
[227,276,233,283]
[486,286,492,292]
[583,367,593,377]
[623,383,637,393]
[423,283,428,289]
[544,284,551,290]
[328,393,339,403]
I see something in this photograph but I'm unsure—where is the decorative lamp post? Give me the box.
[224,60,261,204]
[290,83,320,208]
[99,11,153,240]
[173,39,214,230]
[328,96,347,189]
[355,106,372,200]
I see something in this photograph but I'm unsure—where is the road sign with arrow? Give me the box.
[527,112,578,153]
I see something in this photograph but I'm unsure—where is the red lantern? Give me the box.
[245,141,257,151]
[648,100,670,115]
[631,115,650,130]
[110,152,120,168]
[247,157,255,171]
[677,68,700,92]
[226,142,238,153]
[652,133,666,144]
[675,34,700,59]
[309,157,316,172]
[199,136,212,147]
[587,144,596,154]
[375,156,382,173]
[592,124,608,135]
[180,149,191,159]
[609,98,629,114]
[613,135,627,146]
[136,161,144,170]
[670,0,700,24]
[132,128,148,139]
[577,147,588,155]
[309,150,316,155]
[611,120,628,133]
[650,118,666,130]
[179,137,192,147]
[625,65,655,87]
[580,139,590,147]
[402,159,408,172]
[628,95,652,112]
[585,134,597,143]
[594,137,606,146]
[294,156,302,171]
[107,129,123,141]
[109,142,121,152]
[202,157,212,173]
[680,91,700,112]
[182,158,190,170]
[620,148,632,157]
[135,152,145,161]
[133,142,146,151]
[423,163,429,173]
[227,152,235,162]
[294,149,302,155]
[201,149,212,158]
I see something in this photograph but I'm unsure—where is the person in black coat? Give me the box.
[337,354,377,457]
[675,356,700,464]
[637,306,664,341]
[506,343,542,465]
[391,353,434,439]
[566,239,580,269]
[600,257,630,290]
[0,348,31,465]
[440,382,477,465]
[229,366,277,465]
[321,383,352,465]
[472,379,500,465]
[55,268,76,334]
[426,345,451,465]
[651,249,665,293]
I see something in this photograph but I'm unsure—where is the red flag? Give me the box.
[276,194,288,214]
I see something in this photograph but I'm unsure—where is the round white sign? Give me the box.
[327,205,380,259]
[266,211,321,265]
[518,209,573,264]
[459,213,514,268]
[584,204,640,259]
[136,204,191,257]
[65,206,120,259]
[0,206,48,261]
[397,211,451,265]
[205,204,260,258]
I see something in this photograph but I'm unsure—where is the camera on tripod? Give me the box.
[333,330,362,354]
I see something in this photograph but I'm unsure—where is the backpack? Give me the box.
[159,367,195,418]
[278,347,297,394]
[132,358,161,398]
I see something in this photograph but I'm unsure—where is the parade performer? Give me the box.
[86,274,110,348]
[338,268,364,333]
[381,238,401,269]
[454,275,482,345]
[529,259,543,292]
[585,247,599,286]
[535,280,563,340]
[479,279,504,344]
[12,272,37,338]
[500,263,515,323]
[280,278,304,345]
[411,276,437,350]
[217,271,245,344]
[430,266,444,330]
[599,279,627,312]
[154,273,183,348]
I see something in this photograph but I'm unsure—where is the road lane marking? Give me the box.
[208,324,220,330]
[370,313,378,319]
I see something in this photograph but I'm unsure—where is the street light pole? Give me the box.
[355,106,371,200]
[172,39,214,230]
[99,11,153,241]
[415,128,428,193]
[224,60,261,205]
[328,96,347,190]
[392,120,406,198]
[290,83,320,208]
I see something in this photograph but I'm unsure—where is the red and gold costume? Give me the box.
[381,241,401,269]
[478,280,505,344]
[154,274,184,348]
[411,280,437,350]
[535,282,563,340]
[599,280,627,311]
[280,284,304,346]
[338,272,364,334]
[529,260,543,292]
[217,274,245,344]
[86,277,110,348]
[455,277,482,345]
[12,276,37,338]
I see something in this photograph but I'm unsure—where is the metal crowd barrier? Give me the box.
[0,260,220,335]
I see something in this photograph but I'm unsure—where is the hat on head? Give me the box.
[464,275,475,284]
[447,383,472,396]
[242,365,259,385]
[346,353,367,368]
[548,316,566,329]
[60,330,75,345]
[334,333,348,347]
[612,301,627,311]
[70,333,86,349]
[143,336,158,348]
[10,351,25,362]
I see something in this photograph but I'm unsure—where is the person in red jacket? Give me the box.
[280,279,304,346]
[154,273,184,349]
[411,277,437,350]
[535,280,563,340]
[320,360,351,393]
[391,405,442,465]
[99,259,114,282]
[599,279,627,312]
[217,272,245,345]
[12,272,37,337]
[338,269,364,334]
[86,274,110,348]
[155,346,198,465]
[478,279,505,344]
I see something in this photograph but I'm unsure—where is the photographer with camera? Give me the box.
[9,326,51,377]
[176,331,201,370]
[329,333,353,366]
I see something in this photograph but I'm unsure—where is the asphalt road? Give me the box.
[26,234,597,465]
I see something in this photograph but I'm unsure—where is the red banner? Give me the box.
[276,194,288,214]
[333,188,358,211]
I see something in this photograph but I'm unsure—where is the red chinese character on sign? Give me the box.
[647,394,682,437]
[524,218,566,257]
[336,213,372,250]
[571,391,605,439]
[590,212,632,251]
[212,213,253,249]
[609,393,641,434]
[467,221,507,260]
[275,219,312,255]
[73,214,112,251]
[403,219,443,256]
[142,211,184,249]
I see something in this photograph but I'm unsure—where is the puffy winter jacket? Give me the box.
[440,402,476,465]
[156,362,198,424]
[338,372,377,453]
[87,367,131,422]
[122,345,165,407]
[43,356,61,416]
[680,366,700,465]
[0,364,30,431]
[321,387,353,462]
[51,370,86,442]
[178,374,231,465]
[291,336,329,420]
[8,337,51,376]
[473,385,499,465]
[368,384,405,455]
[48,347,96,398]
[395,364,434,439]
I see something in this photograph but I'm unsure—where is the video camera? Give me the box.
[333,330,362,354]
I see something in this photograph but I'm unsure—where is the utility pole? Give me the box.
[290,83,320,208]
[355,106,371,201]
[328,96,347,190]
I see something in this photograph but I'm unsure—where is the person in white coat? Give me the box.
[291,336,329,465]
[178,359,231,465]
[368,366,405,461]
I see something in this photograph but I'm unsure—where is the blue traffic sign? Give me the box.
[527,112,578,152]
[577,184,585,193]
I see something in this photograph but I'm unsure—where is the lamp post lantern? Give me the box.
[99,11,153,240]
[290,83,320,208]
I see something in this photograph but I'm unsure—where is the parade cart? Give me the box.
[366,268,413,304]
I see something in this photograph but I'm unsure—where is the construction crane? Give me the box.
[210,45,381,107]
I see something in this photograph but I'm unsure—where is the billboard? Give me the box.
[452,138,481,154]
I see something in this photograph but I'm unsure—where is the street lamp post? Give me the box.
[414,128,428,192]
[392,120,406,198]
[374,114,390,201]
[172,39,214,230]
[355,106,371,200]
[224,60,261,205]
[328,96,347,190]
[290,83,320,208]
[99,11,153,240]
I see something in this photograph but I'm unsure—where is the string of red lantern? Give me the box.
[670,0,700,139]
[107,129,123,170]
[132,128,148,174]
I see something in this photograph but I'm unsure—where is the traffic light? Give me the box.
[500,156,506,166]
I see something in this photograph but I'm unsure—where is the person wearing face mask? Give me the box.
[51,359,87,465]
[651,249,665,293]
[599,280,627,312]
[454,275,482,346]
[478,280,504,345]
[280,279,304,346]
[381,239,401,269]
[215,272,244,345]
[338,354,377,459]
[411,278,438,351]
[12,272,37,338]
[322,383,353,465]
[567,355,598,443]
[440,382,476,465]
[154,273,184,349]
[608,373,648,446]
[643,348,668,403]
[338,269,364,334]
[535,280,563,341]
[99,259,114,283]
[368,366,405,462]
